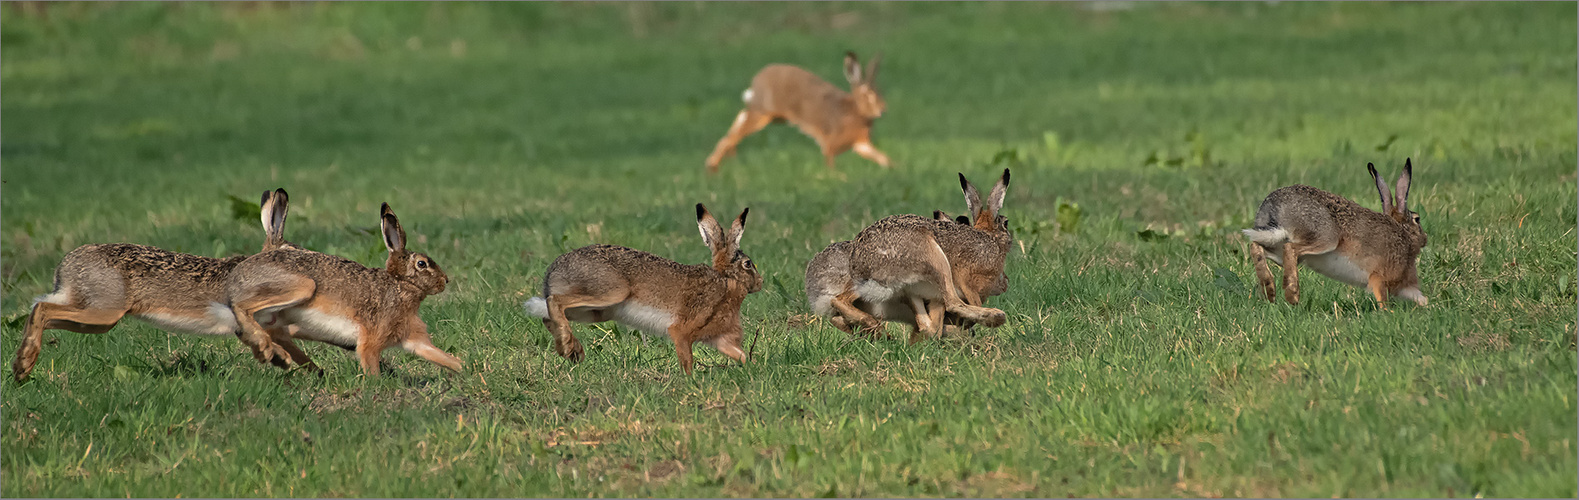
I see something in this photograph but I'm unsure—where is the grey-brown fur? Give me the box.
[226,202,460,376]
[1243,159,1427,307]
[12,189,298,381]
[523,204,762,375]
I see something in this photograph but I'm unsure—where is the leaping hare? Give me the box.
[523,204,762,374]
[705,51,890,173]
[12,189,299,381]
[1243,159,1428,308]
[226,202,461,376]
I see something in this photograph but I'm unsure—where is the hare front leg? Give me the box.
[1249,243,1279,303]
[402,323,463,373]
[1366,274,1392,312]
[12,301,127,381]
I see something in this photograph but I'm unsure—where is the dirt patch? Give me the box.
[1268,362,1305,384]
[645,459,684,482]
[814,358,858,376]
[309,390,362,414]
[786,314,818,330]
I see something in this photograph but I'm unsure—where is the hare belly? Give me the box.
[136,304,241,336]
[610,303,675,337]
[1302,252,1370,287]
[283,308,362,348]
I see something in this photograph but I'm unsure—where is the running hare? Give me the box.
[12,189,299,381]
[523,204,762,374]
[843,170,1014,342]
[226,202,461,376]
[705,51,889,172]
[1243,159,1427,308]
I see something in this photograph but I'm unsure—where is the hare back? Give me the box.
[749,64,845,112]
[543,245,722,302]
[235,249,406,305]
[50,243,243,316]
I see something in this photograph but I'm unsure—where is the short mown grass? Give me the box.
[2,2,1575,497]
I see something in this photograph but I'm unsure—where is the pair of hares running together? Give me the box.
[520,170,1014,374]
[12,189,461,381]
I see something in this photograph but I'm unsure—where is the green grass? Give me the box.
[2,2,1575,497]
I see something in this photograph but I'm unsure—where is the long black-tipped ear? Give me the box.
[1368,163,1393,213]
[729,207,749,252]
[865,52,881,84]
[696,203,724,250]
[986,169,1010,215]
[1395,158,1413,211]
[959,173,983,218]
[380,202,406,252]
[843,51,862,85]
[260,188,288,247]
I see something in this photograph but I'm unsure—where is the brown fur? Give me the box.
[226,202,461,376]
[524,204,762,375]
[705,52,889,172]
[1244,159,1428,308]
[11,189,301,381]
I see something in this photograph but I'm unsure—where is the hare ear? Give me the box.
[1395,158,1413,211]
[865,52,881,84]
[843,51,863,85]
[986,169,1010,215]
[380,202,406,252]
[959,173,983,219]
[729,208,749,252]
[1368,163,1393,213]
[696,203,724,251]
[261,188,289,247]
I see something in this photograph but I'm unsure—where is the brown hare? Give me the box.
[12,189,299,381]
[705,51,890,173]
[1243,159,1427,308]
[523,204,762,375]
[842,170,1015,342]
[226,202,461,376]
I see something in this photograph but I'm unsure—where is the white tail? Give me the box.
[523,297,549,318]
[741,89,754,104]
[1241,227,1290,245]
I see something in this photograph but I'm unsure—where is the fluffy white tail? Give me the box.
[741,89,754,104]
[1241,227,1289,245]
[523,297,549,318]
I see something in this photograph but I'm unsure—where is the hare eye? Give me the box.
[417,260,429,269]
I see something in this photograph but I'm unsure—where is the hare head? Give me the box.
[1368,159,1426,250]
[697,203,762,294]
[380,202,449,295]
[844,51,885,120]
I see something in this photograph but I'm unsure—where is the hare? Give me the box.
[11,189,299,381]
[705,51,890,173]
[806,211,990,336]
[226,202,461,376]
[843,170,1015,342]
[1242,159,1427,308]
[523,204,762,374]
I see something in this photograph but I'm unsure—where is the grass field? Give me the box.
[2,2,1576,497]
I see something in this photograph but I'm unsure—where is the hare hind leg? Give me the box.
[229,275,315,368]
[705,110,774,173]
[1249,243,1279,302]
[830,289,883,334]
[542,291,627,363]
[918,240,1007,327]
[12,301,127,381]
